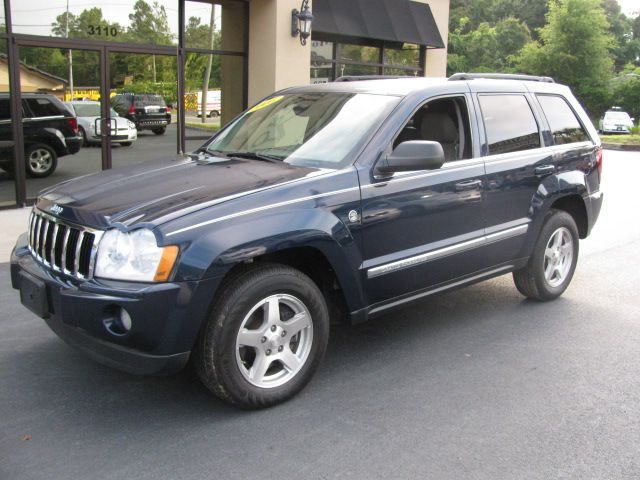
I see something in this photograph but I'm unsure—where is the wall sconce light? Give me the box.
[291,0,313,46]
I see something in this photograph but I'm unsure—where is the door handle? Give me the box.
[455,179,482,191]
[535,165,555,176]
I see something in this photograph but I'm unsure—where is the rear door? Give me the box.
[471,84,549,266]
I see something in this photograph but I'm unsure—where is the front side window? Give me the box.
[206,92,400,169]
[479,94,540,155]
[537,95,589,145]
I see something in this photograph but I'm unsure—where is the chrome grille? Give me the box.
[28,209,103,280]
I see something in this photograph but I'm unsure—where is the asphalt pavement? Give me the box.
[1,150,639,479]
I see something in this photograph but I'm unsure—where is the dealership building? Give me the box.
[0,0,449,208]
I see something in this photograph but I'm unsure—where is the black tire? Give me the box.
[152,127,166,135]
[208,110,219,118]
[513,209,579,301]
[79,126,87,147]
[25,144,58,178]
[195,264,330,409]
[120,142,133,147]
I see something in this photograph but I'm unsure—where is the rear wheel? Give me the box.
[152,127,166,135]
[25,144,57,178]
[208,110,220,118]
[513,210,579,301]
[195,264,330,409]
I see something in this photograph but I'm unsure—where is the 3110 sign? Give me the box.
[87,25,118,37]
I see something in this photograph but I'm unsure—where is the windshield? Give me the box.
[205,92,400,169]
[73,104,118,118]
[604,112,631,121]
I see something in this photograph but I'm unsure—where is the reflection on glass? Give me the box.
[18,47,101,199]
[109,52,178,168]
[11,1,177,45]
[384,45,420,68]
[184,52,244,135]
[537,95,589,145]
[185,1,245,52]
[0,2,6,32]
[0,40,16,206]
[206,92,400,169]
[479,95,541,155]
[337,63,379,77]
[340,44,380,64]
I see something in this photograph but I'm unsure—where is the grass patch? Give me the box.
[601,134,640,145]
[186,122,220,132]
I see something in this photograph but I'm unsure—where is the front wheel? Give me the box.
[195,264,330,409]
[513,210,579,301]
[120,141,133,147]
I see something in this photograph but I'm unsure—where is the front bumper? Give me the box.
[10,234,220,376]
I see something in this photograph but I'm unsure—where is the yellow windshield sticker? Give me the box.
[247,95,284,113]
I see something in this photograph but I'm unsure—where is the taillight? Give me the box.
[67,117,78,135]
[129,104,135,114]
[595,147,603,178]
[166,106,172,113]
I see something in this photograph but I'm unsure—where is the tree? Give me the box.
[448,17,530,74]
[517,0,614,116]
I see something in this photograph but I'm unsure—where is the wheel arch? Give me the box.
[549,194,588,239]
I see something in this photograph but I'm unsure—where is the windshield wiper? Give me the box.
[225,151,283,163]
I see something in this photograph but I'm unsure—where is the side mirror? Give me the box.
[376,140,445,174]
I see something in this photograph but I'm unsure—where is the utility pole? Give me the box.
[66,0,74,100]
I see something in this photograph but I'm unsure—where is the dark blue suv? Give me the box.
[10,74,603,408]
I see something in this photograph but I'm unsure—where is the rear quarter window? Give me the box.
[25,98,64,117]
[478,94,541,155]
[537,95,589,145]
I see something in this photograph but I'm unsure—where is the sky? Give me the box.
[4,1,219,38]
[2,0,639,38]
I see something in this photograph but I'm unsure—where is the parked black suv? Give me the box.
[110,93,171,135]
[11,74,603,408]
[0,93,81,177]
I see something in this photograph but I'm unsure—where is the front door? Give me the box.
[358,94,489,309]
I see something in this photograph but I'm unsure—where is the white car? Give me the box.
[65,101,138,146]
[599,109,635,134]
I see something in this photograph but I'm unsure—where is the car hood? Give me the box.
[36,154,320,229]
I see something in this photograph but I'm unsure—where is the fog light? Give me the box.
[103,306,132,336]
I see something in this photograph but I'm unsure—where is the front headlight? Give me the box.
[95,228,178,282]
[128,121,136,129]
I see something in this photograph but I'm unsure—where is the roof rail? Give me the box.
[333,75,414,82]
[448,73,555,83]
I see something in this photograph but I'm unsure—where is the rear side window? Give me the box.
[537,95,589,145]
[25,98,63,117]
[478,94,541,155]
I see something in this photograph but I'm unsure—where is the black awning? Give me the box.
[312,0,445,49]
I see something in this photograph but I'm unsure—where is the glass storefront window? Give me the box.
[185,1,245,52]
[1,2,6,32]
[18,46,102,199]
[10,1,178,45]
[183,51,244,150]
[337,64,379,77]
[340,44,380,64]
[384,45,420,68]
[0,39,16,207]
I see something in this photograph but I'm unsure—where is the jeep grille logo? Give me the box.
[49,204,64,215]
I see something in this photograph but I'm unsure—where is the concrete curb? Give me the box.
[602,143,640,151]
